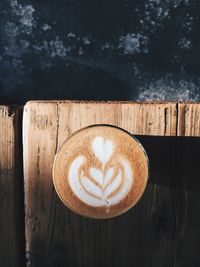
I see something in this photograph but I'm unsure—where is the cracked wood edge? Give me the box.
[0,106,25,267]
[177,103,200,136]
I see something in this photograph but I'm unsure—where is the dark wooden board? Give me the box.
[0,106,25,267]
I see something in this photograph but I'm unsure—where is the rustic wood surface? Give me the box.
[23,101,200,267]
[0,106,25,267]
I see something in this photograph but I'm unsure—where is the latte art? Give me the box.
[53,125,149,218]
[69,137,133,207]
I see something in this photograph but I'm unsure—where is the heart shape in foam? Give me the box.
[92,136,113,165]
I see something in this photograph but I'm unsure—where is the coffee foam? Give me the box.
[53,125,149,218]
[68,138,133,206]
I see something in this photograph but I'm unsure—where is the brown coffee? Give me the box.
[53,125,149,218]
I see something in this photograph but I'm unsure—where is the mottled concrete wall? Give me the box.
[1,0,200,104]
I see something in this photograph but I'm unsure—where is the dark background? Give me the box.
[1,0,200,104]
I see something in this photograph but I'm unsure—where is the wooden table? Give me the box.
[2,101,200,267]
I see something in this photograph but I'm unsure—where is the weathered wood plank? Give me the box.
[0,106,25,267]
[23,101,177,267]
[23,102,58,266]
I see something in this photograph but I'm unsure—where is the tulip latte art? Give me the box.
[69,136,133,207]
[53,125,149,218]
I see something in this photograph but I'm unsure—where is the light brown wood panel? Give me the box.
[23,101,178,267]
[0,106,25,267]
[56,101,177,140]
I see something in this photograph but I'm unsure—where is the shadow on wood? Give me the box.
[138,136,200,192]
[0,106,25,267]
[25,136,200,267]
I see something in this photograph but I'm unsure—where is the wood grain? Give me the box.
[177,103,200,136]
[0,106,25,267]
[23,101,179,267]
